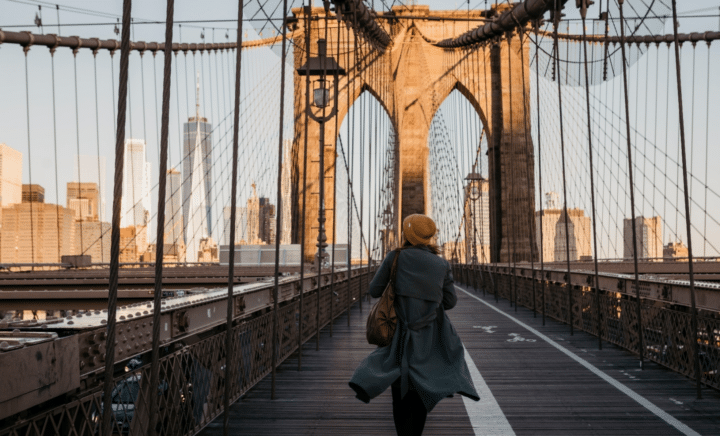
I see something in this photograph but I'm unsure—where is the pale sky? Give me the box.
[0,0,718,257]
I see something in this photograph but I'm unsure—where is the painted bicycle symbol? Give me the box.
[473,326,497,334]
[506,333,536,343]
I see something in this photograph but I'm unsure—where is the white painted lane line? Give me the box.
[461,346,516,436]
[455,286,702,436]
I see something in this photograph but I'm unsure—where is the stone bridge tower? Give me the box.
[291,4,536,263]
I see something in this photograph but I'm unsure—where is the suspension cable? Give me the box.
[670,0,702,399]
[618,0,645,368]
[580,3,604,350]
[50,45,61,262]
[148,0,175,431]
[102,0,132,433]
[298,1,311,370]
[73,49,84,257]
[23,39,35,268]
[552,0,574,335]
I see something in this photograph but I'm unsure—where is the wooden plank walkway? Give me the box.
[199,284,720,436]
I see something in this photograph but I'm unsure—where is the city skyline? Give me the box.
[0,138,709,264]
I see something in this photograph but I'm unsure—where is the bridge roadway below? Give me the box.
[0,265,302,310]
[200,283,720,436]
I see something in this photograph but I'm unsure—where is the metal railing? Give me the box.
[453,263,720,392]
[0,267,373,435]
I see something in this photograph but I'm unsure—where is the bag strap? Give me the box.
[389,248,402,288]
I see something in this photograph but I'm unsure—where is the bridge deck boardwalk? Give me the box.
[200,284,720,436]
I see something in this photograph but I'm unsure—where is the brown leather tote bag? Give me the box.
[366,249,401,347]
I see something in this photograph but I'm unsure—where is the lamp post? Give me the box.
[465,172,484,263]
[297,38,346,270]
[466,172,485,291]
[298,35,346,351]
[380,207,393,256]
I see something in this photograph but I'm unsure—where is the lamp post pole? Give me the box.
[314,39,330,272]
[298,36,345,349]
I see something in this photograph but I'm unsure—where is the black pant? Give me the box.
[391,378,427,436]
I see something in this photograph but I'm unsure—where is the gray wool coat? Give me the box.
[349,245,480,412]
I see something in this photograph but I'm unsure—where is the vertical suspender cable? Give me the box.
[688,44,696,201]
[73,50,84,256]
[358,69,365,309]
[507,32,519,311]
[552,1,574,335]
[580,4,603,350]
[153,52,161,164]
[369,64,375,276]
[482,40,498,303]
[353,34,360,313]
[670,0,702,399]
[703,42,710,257]
[298,3,312,371]
[652,44,659,241]
[347,21,354,328]
[175,52,183,174]
[518,28,537,318]
[102,0,132,434]
[661,43,670,253]
[23,48,35,268]
[617,0,644,368]
[329,19,342,337]
[224,0,245,429]
[93,51,105,258]
[50,46,61,261]
[491,36,505,300]
[271,0,289,401]
[140,50,149,185]
[149,0,174,432]
[534,22,546,326]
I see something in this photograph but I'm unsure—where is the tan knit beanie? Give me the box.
[402,214,437,246]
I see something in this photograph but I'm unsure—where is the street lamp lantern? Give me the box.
[298,38,346,112]
[465,172,484,201]
[313,79,330,108]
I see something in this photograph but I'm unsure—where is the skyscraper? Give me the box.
[75,221,111,263]
[163,169,185,262]
[67,182,99,222]
[183,74,213,241]
[73,155,107,222]
[1,203,75,263]
[185,81,210,262]
[120,139,150,229]
[535,192,592,262]
[463,174,490,263]
[553,209,591,262]
[246,183,275,245]
[0,143,22,208]
[164,169,183,245]
[22,184,45,203]
[624,216,662,261]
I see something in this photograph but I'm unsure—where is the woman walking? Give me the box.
[349,214,479,436]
